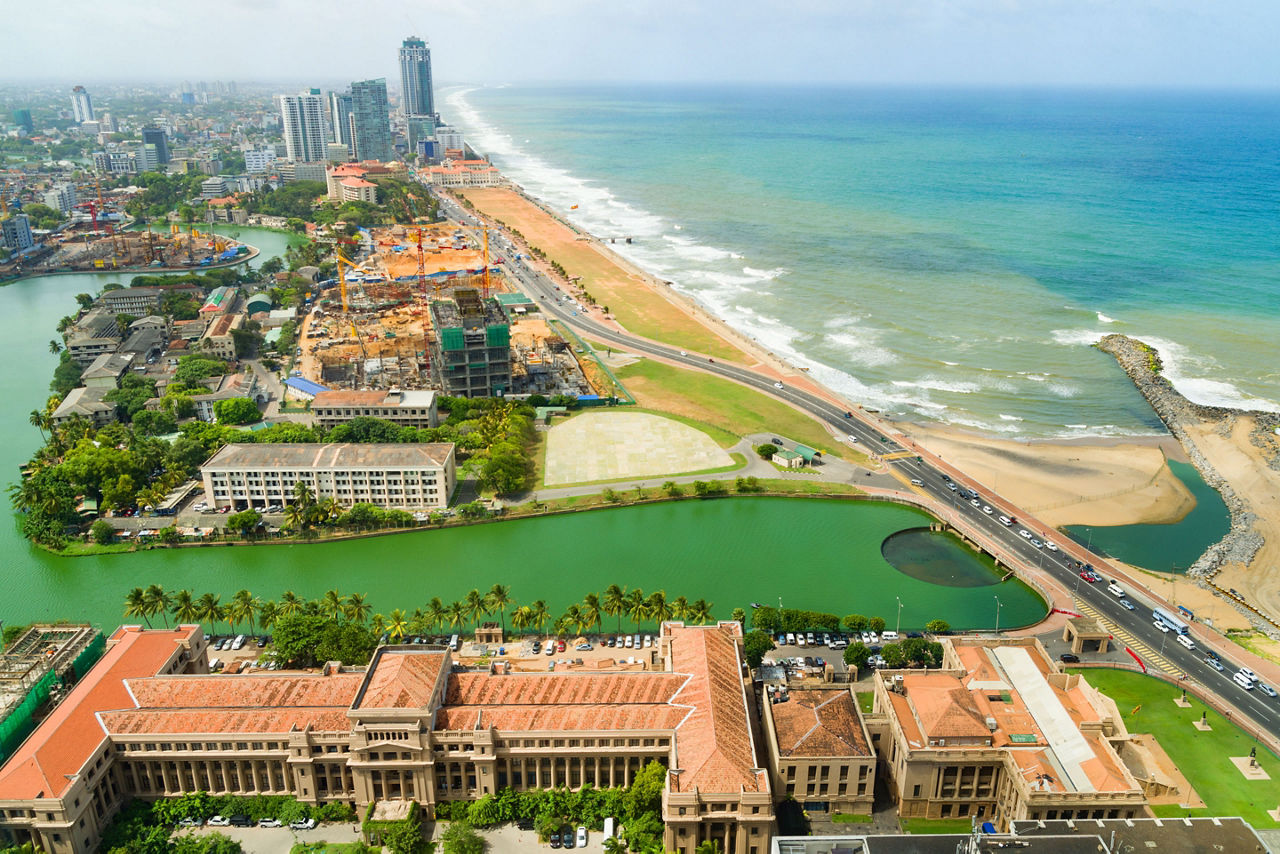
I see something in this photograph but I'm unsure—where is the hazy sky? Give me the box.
[3,0,1279,88]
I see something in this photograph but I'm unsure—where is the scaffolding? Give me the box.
[0,625,102,764]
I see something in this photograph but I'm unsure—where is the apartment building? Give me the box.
[200,442,457,511]
[868,638,1148,830]
[760,688,876,817]
[311,389,439,430]
[0,623,774,854]
[429,290,512,398]
[97,287,163,316]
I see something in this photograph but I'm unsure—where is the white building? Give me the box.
[93,150,137,175]
[70,86,95,123]
[200,442,457,511]
[43,183,78,214]
[0,214,34,252]
[200,177,229,200]
[279,91,326,163]
[244,148,277,174]
[312,389,439,430]
[434,125,464,153]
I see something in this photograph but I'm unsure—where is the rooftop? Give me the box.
[770,689,872,758]
[201,442,455,471]
[312,389,437,409]
[354,648,447,710]
[0,626,199,800]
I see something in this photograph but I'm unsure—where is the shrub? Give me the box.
[90,519,115,545]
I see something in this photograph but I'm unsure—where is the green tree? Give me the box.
[842,614,868,632]
[465,588,489,631]
[867,616,886,633]
[730,607,746,626]
[172,589,200,625]
[646,591,671,625]
[881,643,906,668]
[440,820,483,854]
[197,592,224,636]
[92,519,116,546]
[624,588,648,631]
[124,587,150,625]
[345,592,371,625]
[213,397,260,425]
[743,630,775,668]
[754,443,777,460]
[925,619,951,635]
[844,642,871,674]
[485,583,512,632]
[144,584,172,627]
[603,584,626,632]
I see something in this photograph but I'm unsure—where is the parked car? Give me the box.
[562,825,576,848]
[550,830,562,849]
[259,818,282,828]
[207,816,230,827]
[576,827,587,847]
[229,815,252,827]
[575,643,592,651]
[1059,653,1080,663]
[178,817,202,827]
[290,818,316,830]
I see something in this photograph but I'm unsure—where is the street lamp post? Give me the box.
[994,596,1002,635]
[896,597,903,635]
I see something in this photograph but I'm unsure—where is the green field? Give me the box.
[613,359,850,460]
[1075,668,1280,828]
[900,817,975,834]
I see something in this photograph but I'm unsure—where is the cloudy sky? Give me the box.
[3,0,1278,88]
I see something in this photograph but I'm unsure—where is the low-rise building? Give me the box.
[418,159,502,188]
[200,442,457,511]
[312,389,439,430]
[198,312,244,361]
[98,287,163,316]
[869,638,1148,831]
[51,386,116,427]
[80,353,133,389]
[65,309,121,366]
[761,688,876,817]
[338,177,377,203]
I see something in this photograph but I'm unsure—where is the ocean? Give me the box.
[446,85,1280,439]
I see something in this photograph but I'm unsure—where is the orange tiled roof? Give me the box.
[100,708,351,735]
[0,626,198,800]
[446,672,686,707]
[437,705,688,733]
[355,649,447,709]
[125,674,363,710]
[329,165,367,177]
[313,390,391,407]
[340,177,376,189]
[905,673,994,740]
[666,624,767,795]
[770,689,871,758]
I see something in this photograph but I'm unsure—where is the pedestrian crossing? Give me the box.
[880,450,918,461]
[1074,599,1183,677]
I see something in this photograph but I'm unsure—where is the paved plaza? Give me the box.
[544,411,733,486]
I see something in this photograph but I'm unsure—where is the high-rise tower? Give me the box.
[70,86,95,123]
[398,36,435,118]
[328,90,354,152]
[279,90,326,163]
[350,79,392,163]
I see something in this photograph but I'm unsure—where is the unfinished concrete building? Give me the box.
[428,289,511,398]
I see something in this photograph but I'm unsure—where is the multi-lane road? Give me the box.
[427,189,1280,741]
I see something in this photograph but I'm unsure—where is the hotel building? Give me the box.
[0,623,773,854]
[199,443,456,511]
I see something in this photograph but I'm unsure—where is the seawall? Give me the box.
[1095,334,1263,581]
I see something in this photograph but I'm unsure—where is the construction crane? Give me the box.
[334,251,380,314]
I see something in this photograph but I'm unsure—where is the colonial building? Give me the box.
[867,638,1148,830]
[311,389,439,430]
[760,688,876,817]
[0,623,774,854]
[199,442,457,511]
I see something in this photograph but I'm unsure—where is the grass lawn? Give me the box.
[615,360,846,459]
[856,691,875,714]
[57,540,140,556]
[1072,668,1280,828]
[290,844,370,854]
[832,813,872,824]
[900,817,975,834]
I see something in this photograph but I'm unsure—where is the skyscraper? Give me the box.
[11,109,33,133]
[140,128,170,165]
[398,36,435,118]
[279,90,326,163]
[349,79,392,163]
[70,86,95,123]
[328,90,354,152]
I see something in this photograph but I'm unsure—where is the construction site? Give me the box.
[37,223,250,273]
[0,625,104,765]
[295,223,606,399]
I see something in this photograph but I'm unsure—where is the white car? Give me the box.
[848,434,859,443]
[910,478,924,486]
[1018,529,1033,540]
[577,827,588,847]
[1107,582,1125,597]
[880,631,899,642]
[982,505,993,514]
[290,818,316,830]
[999,516,1013,526]
[1045,542,1059,551]
[1030,539,1044,549]
[861,632,872,645]
[970,498,981,508]
[1153,619,1170,634]
[680,351,688,356]
[774,382,784,390]
[207,816,231,827]
[868,632,880,645]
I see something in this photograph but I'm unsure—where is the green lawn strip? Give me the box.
[540,453,748,490]
[615,360,847,459]
[290,844,371,854]
[832,813,872,824]
[901,817,975,834]
[58,541,140,556]
[1071,668,1280,828]
[751,479,862,495]
[856,692,875,714]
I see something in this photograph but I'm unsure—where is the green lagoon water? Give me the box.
[1065,459,1231,573]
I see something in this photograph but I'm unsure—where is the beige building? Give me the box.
[866,638,1149,830]
[0,623,774,854]
[200,442,456,511]
[312,389,439,430]
[198,312,244,361]
[760,688,876,816]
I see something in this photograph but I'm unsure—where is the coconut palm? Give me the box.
[197,593,223,636]
[123,588,150,627]
[171,589,199,626]
[258,600,280,631]
[322,589,345,622]
[624,589,648,632]
[317,496,341,525]
[445,601,467,630]
[291,480,316,507]
[485,584,512,632]
[371,613,387,637]
[603,585,626,632]
[511,605,533,636]
[647,591,672,626]
[424,597,446,632]
[48,339,62,355]
[530,600,549,635]
[671,596,690,622]
[464,588,488,631]
[279,591,303,617]
[387,609,409,641]
[230,589,258,635]
[282,503,308,533]
[560,604,584,635]
[689,599,714,625]
[581,594,603,635]
[409,608,429,636]
[143,584,172,628]
[345,592,371,625]
[29,410,47,442]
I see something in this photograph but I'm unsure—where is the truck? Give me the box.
[1152,607,1190,635]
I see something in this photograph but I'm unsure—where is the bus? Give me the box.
[1152,607,1190,635]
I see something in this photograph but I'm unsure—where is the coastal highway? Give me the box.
[429,190,1280,740]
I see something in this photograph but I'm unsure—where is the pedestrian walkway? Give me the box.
[1074,598,1182,678]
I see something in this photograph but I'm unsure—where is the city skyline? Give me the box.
[2,1,1279,89]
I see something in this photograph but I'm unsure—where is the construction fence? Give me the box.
[0,631,105,765]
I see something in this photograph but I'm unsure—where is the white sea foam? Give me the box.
[1097,312,1118,323]
[1051,328,1106,347]
[742,266,788,280]
[891,377,983,395]
[1137,336,1280,413]
[999,414,1024,422]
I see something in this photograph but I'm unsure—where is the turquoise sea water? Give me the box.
[447,86,1280,438]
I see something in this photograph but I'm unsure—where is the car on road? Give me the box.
[982,505,993,514]
[999,515,1013,526]
[1045,542,1059,551]
[970,498,981,507]
[947,482,958,491]
[1152,619,1170,633]
[1260,684,1278,698]
[207,816,230,827]
[1107,582,1125,597]
[1234,671,1256,689]
[1018,529,1033,539]
[771,437,784,445]
[773,382,784,390]
[1119,599,1136,611]
[1059,653,1080,663]
[910,478,924,486]
[1030,538,1044,549]
[848,435,859,443]
[1080,570,1100,583]
[680,351,687,356]
[259,819,282,828]
[1206,656,1225,671]
[290,818,316,830]
[1240,667,1257,682]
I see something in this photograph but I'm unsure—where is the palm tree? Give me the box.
[48,339,62,355]
[387,609,409,641]
[322,589,345,622]
[171,589,199,626]
[317,496,341,525]
[689,599,714,625]
[647,591,672,626]
[279,591,303,617]
[282,503,308,533]
[197,593,223,637]
[258,600,280,632]
[511,605,533,636]
[485,584,512,632]
[231,589,258,635]
[409,609,429,636]
[424,597,446,632]
[29,410,47,442]
[292,480,316,507]
[371,613,386,637]
[143,585,172,628]
[345,592,371,625]
[603,585,626,632]
[671,596,690,622]
[560,604,584,636]
[581,594,603,635]
[464,588,488,631]
[123,588,150,627]
[624,589,648,632]
[530,600,549,635]
[445,601,467,630]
